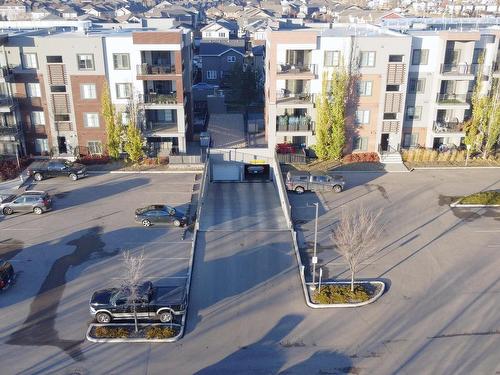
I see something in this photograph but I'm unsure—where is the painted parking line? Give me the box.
[487,245,500,248]
[474,230,500,233]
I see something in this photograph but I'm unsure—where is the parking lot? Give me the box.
[0,172,198,368]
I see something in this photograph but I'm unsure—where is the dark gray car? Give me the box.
[1,191,52,215]
[285,171,345,194]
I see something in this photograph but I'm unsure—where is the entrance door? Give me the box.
[57,136,67,154]
[380,134,389,152]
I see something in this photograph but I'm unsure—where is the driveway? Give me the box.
[208,113,246,148]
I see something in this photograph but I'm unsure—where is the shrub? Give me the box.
[342,152,379,164]
[455,150,466,162]
[0,158,31,181]
[158,156,169,165]
[76,155,111,165]
[142,157,158,166]
[145,326,178,339]
[94,326,129,338]
[460,191,500,205]
[313,284,372,304]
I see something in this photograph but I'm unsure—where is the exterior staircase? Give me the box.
[379,152,403,164]
[377,145,409,172]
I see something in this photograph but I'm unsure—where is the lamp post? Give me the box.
[307,202,319,291]
[465,144,471,166]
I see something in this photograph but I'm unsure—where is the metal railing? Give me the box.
[136,63,176,75]
[143,93,178,104]
[0,97,14,106]
[0,125,18,135]
[276,91,314,103]
[143,121,178,133]
[436,93,470,104]
[276,115,313,131]
[433,121,464,133]
[440,63,477,75]
[277,63,316,75]
[378,143,400,154]
[0,66,12,78]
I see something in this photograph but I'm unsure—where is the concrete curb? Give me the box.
[450,201,500,208]
[86,170,202,175]
[86,323,182,343]
[411,166,500,170]
[305,280,386,308]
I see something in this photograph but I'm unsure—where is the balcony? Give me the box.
[433,121,465,133]
[276,91,314,105]
[143,121,178,135]
[143,93,179,105]
[136,64,177,78]
[0,97,14,112]
[436,93,471,108]
[440,63,477,77]
[0,125,18,136]
[277,63,316,78]
[0,66,13,81]
[276,115,314,132]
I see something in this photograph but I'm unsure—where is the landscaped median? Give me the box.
[450,190,500,208]
[305,281,385,308]
[86,323,182,343]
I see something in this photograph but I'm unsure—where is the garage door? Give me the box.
[212,163,241,182]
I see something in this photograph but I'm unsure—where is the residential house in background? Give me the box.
[199,39,246,87]
[201,20,238,40]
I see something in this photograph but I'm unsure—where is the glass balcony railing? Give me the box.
[276,91,314,103]
[276,115,313,131]
[436,93,470,104]
[277,63,316,75]
[143,93,178,104]
[137,64,176,75]
[433,121,465,133]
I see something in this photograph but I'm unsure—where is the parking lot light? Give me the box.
[307,202,319,290]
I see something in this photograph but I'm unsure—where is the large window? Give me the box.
[412,49,429,65]
[406,106,422,120]
[359,51,376,67]
[22,53,38,69]
[116,83,132,99]
[353,137,368,151]
[403,133,419,147]
[324,51,341,67]
[113,53,130,70]
[358,81,373,96]
[26,83,41,98]
[35,138,49,154]
[88,141,103,155]
[77,54,95,70]
[355,110,370,125]
[31,111,45,125]
[81,83,97,99]
[84,113,100,128]
[409,78,425,93]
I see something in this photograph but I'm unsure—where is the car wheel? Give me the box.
[3,207,13,215]
[158,311,173,323]
[295,186,305,194]
[142,219,152,227]
[173,219,181,227]
[69,173,78,181]
[34,173,43,181]
[33,207,43,215]
[333,185,343,193]
[96,312,112,324]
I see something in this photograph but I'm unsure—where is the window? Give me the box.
[22,53,38,69]
[84,113,100,128]
[26,83,41,98]
[406,106,422,120]
[77,54,94,70]
[113,53,130,70]
[115,83,132,99]
[88,141,103,155]
[360,51,376,67]
[389,55,404,62]
[121,112,130,126]
[207,70,217,79]
[386,85,400,92]
[51,85,66,93]
[324,51,341,67]
[412,49,429,65]
[353,137,368,151]
[46,55,63,63]
[227,55,236,63]
[383,113,397,120]
[81,83,97,99]
[358,81,373,96]
[355,110,370,125]
[409,78,425,93]
[403,133,419,147]
[219,32,226,38]
[31,111,45,125]
[55,114,70,122]
[35,138,48,153]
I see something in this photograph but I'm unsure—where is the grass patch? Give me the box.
[91,325,180,340]
[459,191,500,205]
[312,284,375,304]
[94,326,130,338]
[145,326,178,339]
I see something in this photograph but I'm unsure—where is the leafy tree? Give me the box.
[228,62,259,105]
[123,100,144,164]
[484,82,500,158]
[121,251,145,333]
[102,81,121,159]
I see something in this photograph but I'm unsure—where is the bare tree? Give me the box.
[121,250,145,333]
[331,207,383,292]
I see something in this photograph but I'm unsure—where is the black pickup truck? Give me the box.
[89,281,186,323]
[28,159,88,181]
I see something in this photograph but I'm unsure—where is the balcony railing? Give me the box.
[0,97,14,106]
[143,93,178,105]
[277,63,316,75]
[433,121,465,133]
[276,115,313,131]
[494,62,500,73]
[276,90,314,103]
[0,125,18,135]
[143,122,178,133]
[137,64,176,75]
[440,63,477,75]
[0,66,13,78]
[436,93,470,104]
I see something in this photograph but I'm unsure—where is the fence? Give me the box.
[169,154,204,164]
[276,152,308,165]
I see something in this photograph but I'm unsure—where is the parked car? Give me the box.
[0,259,14,291]
[286,171,345,194]
[89,281,186,323]
[247,165,265,174]
[28,159,87,181]
[1,190,52,215]
[135,205,187,227]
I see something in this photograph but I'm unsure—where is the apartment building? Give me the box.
[265,24,412,153]
[1,21,193,157]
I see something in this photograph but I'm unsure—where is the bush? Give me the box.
[94,326,129,338]
[145,326,178,339]
[0,158,31,181]
[342,152,379,164]
[313,284,373,304]
[142,157,158,166]
[76,155,111,165]
[460,191,500,205]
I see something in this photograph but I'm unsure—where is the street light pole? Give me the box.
[310,202,319,290]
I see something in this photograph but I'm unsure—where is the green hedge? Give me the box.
[313,284,372,304]
[460,191,500,205]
